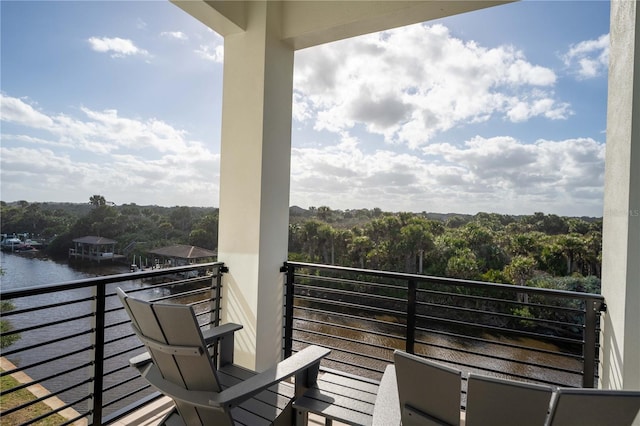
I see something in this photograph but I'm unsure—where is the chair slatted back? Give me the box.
[118,289,233,425]
[465,373,553,426]
[547,388,640,426]
[394,351,462,426]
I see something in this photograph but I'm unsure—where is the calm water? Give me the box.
[0,251,130,290]
[0,251,147,417]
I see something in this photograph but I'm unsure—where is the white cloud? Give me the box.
[1,146,219,206]
[0,94,53,128]
[1,95,198,155]
[290,133,604,215]
[0,96,220,206]
[294,23,569,149]
[423,135,604,199]
[195,44,224,63]
[79,107,190,153]
[506,95,572,123]
[562,34,609,79]
[87,36,150,58]
[161,31,188,41]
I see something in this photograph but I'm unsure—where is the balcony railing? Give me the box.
[0,262,225,426]
[283,261,606,388]
[1,260,606,425]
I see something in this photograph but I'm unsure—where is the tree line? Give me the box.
[288,208,601,293]
[1,198,602,292]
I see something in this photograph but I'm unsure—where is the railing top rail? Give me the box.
[1,261,225,299]
[284,261,605,303]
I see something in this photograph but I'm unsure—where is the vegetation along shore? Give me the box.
[1,197,602,293]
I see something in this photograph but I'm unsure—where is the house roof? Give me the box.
[73,236,117,245]
[147,244,217,260]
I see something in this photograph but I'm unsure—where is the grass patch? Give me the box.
[0,370,68,426]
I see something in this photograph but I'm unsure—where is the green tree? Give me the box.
[445,248,480,280]
[399,218,434,273]
[189,213,218,250]
[348,235,373,269]
[539,243,566,276]
[504,255,537,287]
[158,222,174,241]
[317,206,333,222]
[170,206,192,232]
[89,194,107,206]
[0,268,20,349]
[556,233,587,275]
[504,255,537,304]
[300,220,321,261]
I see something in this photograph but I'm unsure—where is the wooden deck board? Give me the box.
[293,367,381,426]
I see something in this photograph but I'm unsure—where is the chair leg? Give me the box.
[295,408,309,426]
[268,400,293,426]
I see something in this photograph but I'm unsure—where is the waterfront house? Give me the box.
[69,236,121,263]
[147,244,217,268]
[144,244,217,277]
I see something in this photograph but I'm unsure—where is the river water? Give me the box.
[0,251,130,289]
[0,251,151,419]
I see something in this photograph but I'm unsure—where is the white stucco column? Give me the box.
[217,1,294,371]
[601,0,640,391]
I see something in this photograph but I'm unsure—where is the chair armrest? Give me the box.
[212,345,330,408]
[203,322,243,366]
[202,322,243,345]
[372,364,401,426]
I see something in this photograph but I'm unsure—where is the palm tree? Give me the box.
[89,195,106,207]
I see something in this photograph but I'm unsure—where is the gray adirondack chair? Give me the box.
[372,364,401,426]
[117,288,330,426]
[465,373,553,426]
[393,350,462,426]
[546,388,640,426]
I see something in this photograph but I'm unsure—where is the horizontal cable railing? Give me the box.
[0,262,225,426]
[283,261,605,388]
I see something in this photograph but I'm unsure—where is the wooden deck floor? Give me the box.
[111,396,347,426]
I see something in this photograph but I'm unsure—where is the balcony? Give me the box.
[0,261,605,425]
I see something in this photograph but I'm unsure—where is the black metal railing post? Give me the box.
[583,298,605,388]
[283,262,295,358]
[406,279,417,354]
[90,284,106,426]
[213,265,225,327]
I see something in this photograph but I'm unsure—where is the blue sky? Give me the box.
[1,1,610,216]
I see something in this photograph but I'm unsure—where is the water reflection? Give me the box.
[293,307,582,386]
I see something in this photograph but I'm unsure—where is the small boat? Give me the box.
[1,237,23,251]
[15,244,39,253]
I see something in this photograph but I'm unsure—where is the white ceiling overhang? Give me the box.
[171,0,513,50]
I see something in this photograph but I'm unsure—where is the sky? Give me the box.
[1,1,611,217]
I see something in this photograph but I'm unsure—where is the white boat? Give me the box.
[1,237,23,251]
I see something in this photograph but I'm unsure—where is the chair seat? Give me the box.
[293,367,381,425]
[219,363,296,426]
